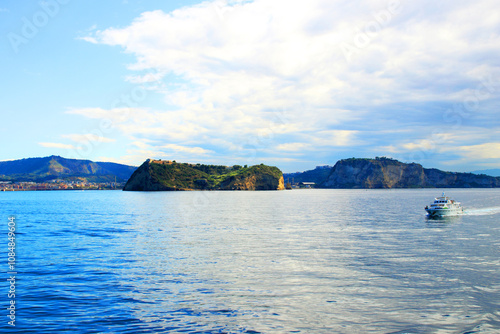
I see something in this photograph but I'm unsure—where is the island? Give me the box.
[123,159,285,191]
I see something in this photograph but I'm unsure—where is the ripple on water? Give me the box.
[1,189,499,333]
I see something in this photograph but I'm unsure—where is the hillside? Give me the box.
[123,159,285,191]
[283,166,332,184]
[319,157,500,188]
[0,156,137,183]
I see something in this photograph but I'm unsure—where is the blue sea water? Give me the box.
[0,188,499,333]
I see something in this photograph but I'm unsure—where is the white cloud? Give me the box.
[125,72,164,84]
[39,142,76,150]
[313,130,360,147]
[276,143,312,152]
[62,133,115,144]
[79,36,99,44]
[120,149,168,166]
[376,145,399,154]
[162,143,214,155]
[66,107,143,122]
[457,142,500,160]
[402,140,438,152]
[109,141,215,166]
[80,0,500,169]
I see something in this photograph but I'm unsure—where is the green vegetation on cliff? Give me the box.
[123,160,285,191]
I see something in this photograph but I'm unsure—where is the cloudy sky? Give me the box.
[1,0,499,172]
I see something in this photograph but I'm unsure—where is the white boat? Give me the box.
[425,192,463,217]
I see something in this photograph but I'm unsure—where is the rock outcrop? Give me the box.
[219,166,285,190]
[123,160,285,191]
[319,157,500,188]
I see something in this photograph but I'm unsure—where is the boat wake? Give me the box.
[464,207,500,216]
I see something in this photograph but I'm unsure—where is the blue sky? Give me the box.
[1,0,499,172]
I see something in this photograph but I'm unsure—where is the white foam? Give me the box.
[464,207,500,216]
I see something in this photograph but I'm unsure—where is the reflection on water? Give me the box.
[425,214,462,224]
[0,189,499,333]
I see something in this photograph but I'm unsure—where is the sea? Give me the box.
[0,188,499,333]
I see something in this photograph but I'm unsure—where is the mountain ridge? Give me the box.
[471,169,500,177]
[3,155,499,189]
[319,157,500,188]
[0,155,137,183]
[285,157,500,188]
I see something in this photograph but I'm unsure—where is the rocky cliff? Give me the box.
[219,165,285,190]
[123,159,285,191]
[319,157,500,188]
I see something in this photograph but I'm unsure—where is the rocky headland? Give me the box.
[318,157,500,188]
[123,159,285,191]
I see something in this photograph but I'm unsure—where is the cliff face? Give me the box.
[123,160,285,191]
[122,160,175,191]
[219,165,285,190]
[319,158,500,188]
[424,168,500,188]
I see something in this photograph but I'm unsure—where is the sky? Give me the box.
[1,0,499,173]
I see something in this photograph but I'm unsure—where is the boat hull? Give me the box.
[425,208,463,217]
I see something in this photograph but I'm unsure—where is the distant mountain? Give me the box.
[318,157,500,188]
[283,165,332,184]
[123,159,284,191]
[0,156,137,183]
[471,169,500,177]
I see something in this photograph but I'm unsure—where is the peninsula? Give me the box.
[123,159,285,191]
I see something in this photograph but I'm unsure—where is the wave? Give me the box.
[464,207,500,216]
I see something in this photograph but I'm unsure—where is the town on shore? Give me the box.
[0,180,124,191]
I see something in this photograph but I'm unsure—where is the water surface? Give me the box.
[1,189,499,333]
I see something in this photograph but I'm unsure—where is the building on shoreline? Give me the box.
[0,181,124,191]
